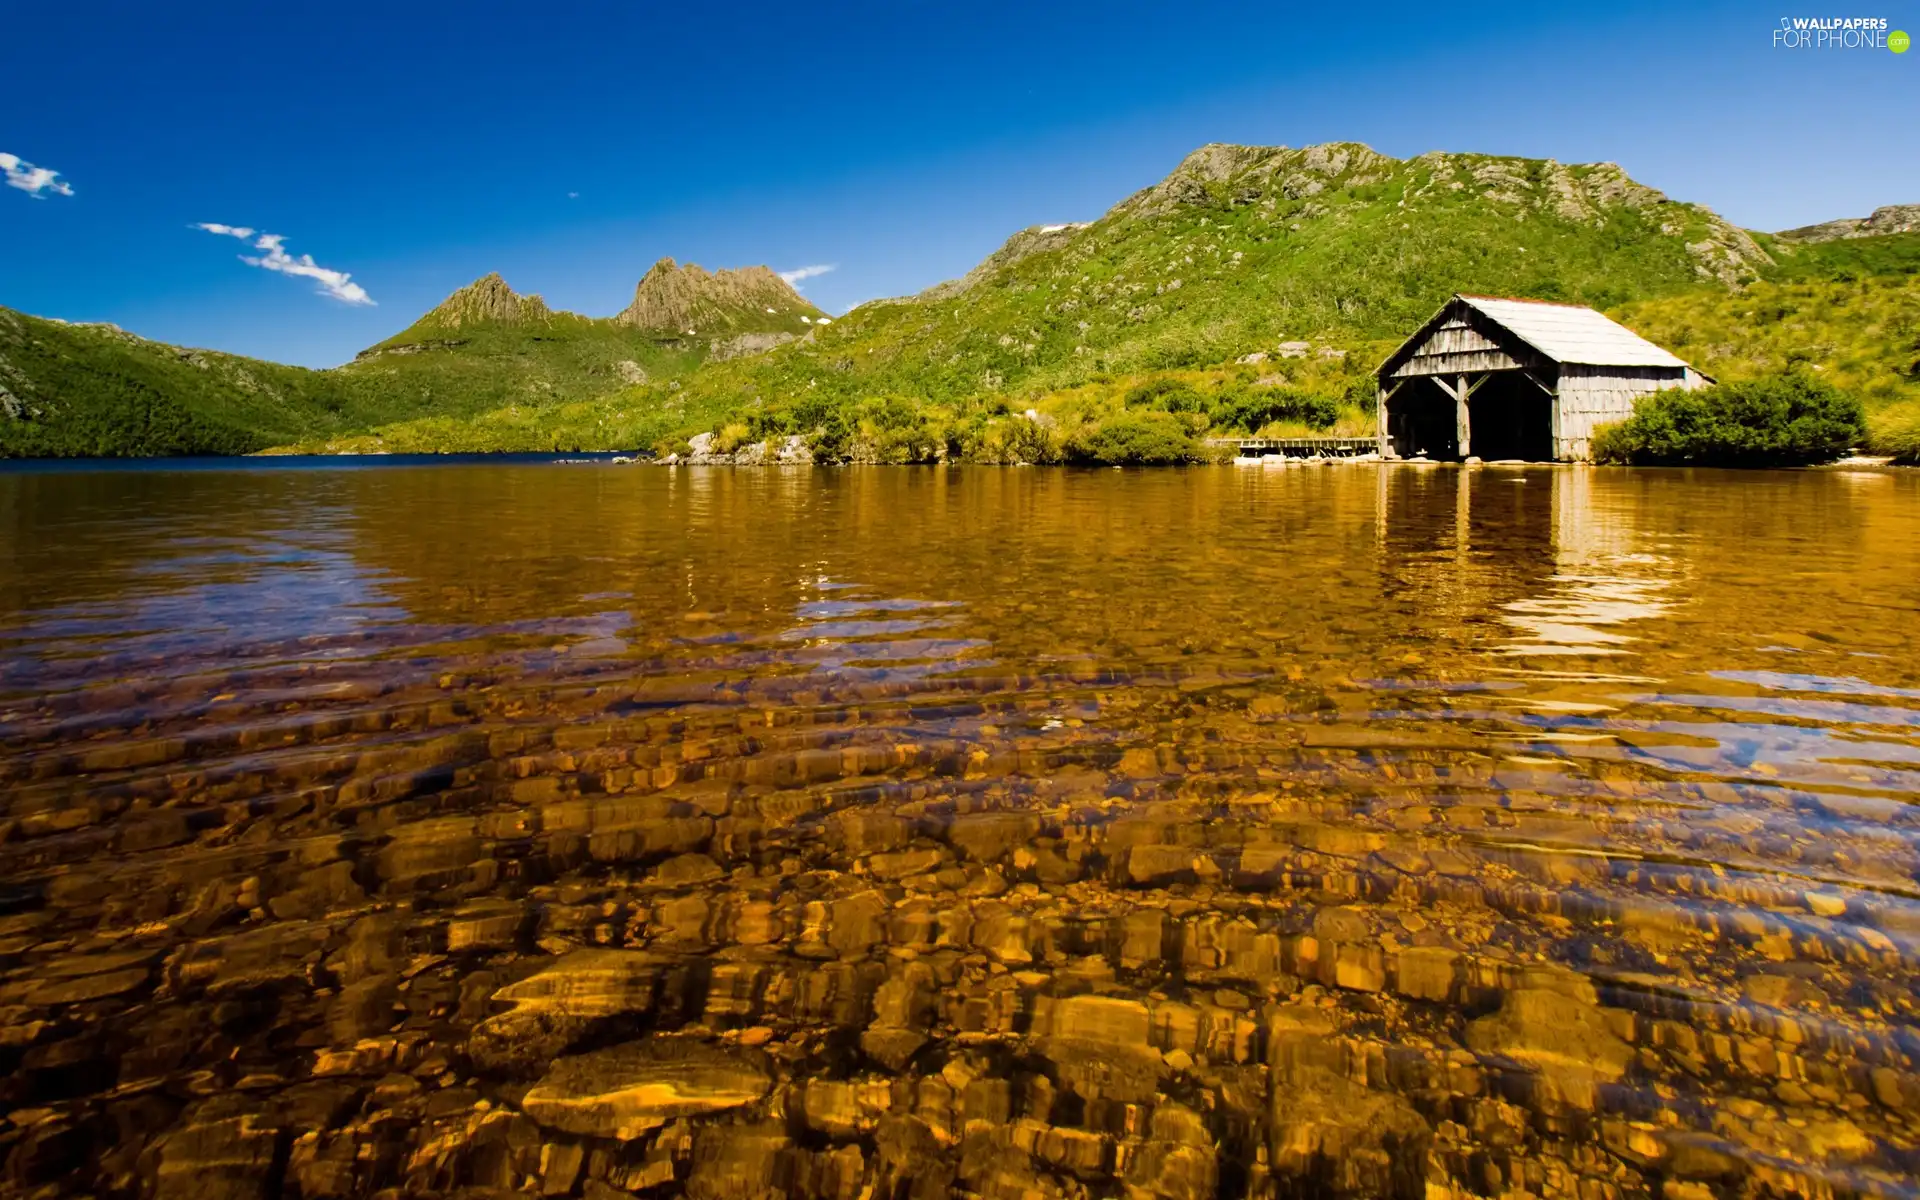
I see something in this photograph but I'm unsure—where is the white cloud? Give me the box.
[778,263,836,287]
[194,225,374,306]
[567,191,579,199]
[0,152,74,198]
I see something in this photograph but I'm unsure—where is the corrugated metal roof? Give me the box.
[1456,295,1688,368]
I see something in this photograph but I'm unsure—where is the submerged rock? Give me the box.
[521,1039,772,1140]
[468,949,663,1071]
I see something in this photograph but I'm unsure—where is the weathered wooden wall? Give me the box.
[1554,366,1696,460]
[1387,314,1540,379]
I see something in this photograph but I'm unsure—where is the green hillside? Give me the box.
[1612,231,1920,459]
[302,142,1777,458]
[0,308,364,457]
[1,262,824,458]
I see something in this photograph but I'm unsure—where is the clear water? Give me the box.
[1,462,1916,1198]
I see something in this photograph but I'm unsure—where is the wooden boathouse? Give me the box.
[1376,295,1710,462]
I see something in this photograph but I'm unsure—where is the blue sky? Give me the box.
[3,0,1915,367]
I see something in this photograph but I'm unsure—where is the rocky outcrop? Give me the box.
[1110,141,1393,220]
[614,258,818,334]
[1778,203,1920,243]
[669,431,814,465]
[415,272,557,329]
[918,223,1092,302]
[707,331,797,362]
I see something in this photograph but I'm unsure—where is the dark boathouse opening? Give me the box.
[1385,373,1554,462]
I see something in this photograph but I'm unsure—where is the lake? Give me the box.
[1,461,1917,1199]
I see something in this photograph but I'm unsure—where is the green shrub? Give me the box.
[1591,373,1865,467]
[711,421,753,455]
[1067,411,1202,464]
[1209,386,1341,432]
[847,395,948,463]
[963,414,1068,464]
[1868,401,1920,464]
[1123,378,1208,413]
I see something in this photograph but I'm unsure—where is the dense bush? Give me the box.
[962,414,1068,464]
[1869,401,1920,464]
[1066,411,1204,464]
[1591,373,1865,467]
[1123,378,1209,413]
[1209,384,1341,432]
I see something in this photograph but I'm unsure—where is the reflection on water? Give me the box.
[1,463,1918,1200]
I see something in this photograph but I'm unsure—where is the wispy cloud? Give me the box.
[0,153,74,198]
[193,224,374,306]
[778,263,836,287]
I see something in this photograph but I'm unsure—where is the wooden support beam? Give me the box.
[1516,368,1555,398]
[1455,372,1472,459]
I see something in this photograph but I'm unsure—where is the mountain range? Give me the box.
[2,142,1916,461]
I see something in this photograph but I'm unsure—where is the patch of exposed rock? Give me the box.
[1778,204,1920,243]
[416,272,556,330]
[707,331,797,362]
[1112,141,1392,219]
[614,258,818,334]
[919,223,1093,302]
[669,432,815,466]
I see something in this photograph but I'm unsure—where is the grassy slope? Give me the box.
[0,307,369,457]
[317,316,712,451]
[0,282,819,457]
[1610,232,1920,456]
[315,144,1768,456]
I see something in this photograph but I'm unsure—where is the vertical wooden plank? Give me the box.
[1376,382,1389,458]
[1455,373,1472,459]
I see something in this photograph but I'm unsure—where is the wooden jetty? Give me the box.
[1215,436,1379,459]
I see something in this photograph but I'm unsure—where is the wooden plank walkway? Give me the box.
[1211,436,1379,458]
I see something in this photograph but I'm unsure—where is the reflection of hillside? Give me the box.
[0,470,386,692]
[338,466,1424,677]
[0,469,354,618]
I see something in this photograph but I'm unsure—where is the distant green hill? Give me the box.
[0,308,360,457]
[1612,230,1920,457]
[0,261,823,458]
[314,142,1779,456]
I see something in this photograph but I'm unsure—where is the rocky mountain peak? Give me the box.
[614,259,817,334]
[422,273,556,329]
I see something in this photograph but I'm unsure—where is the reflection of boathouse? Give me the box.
[1377,295,1711,462]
